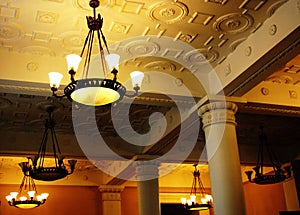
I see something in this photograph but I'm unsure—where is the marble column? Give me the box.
[198,101,246,215]
[98,185,124,215]
[134,161,160,215]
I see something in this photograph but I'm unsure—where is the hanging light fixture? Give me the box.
[6,161,49,209]
[181,164,213,211]
[20,105,77,181]
[245,125,291,185]
[48,0,144,106]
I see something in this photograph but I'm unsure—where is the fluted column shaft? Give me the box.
[199,101,246,215]
[135,161,160,215]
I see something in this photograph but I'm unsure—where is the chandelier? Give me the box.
[48,0,144,107]
[6,161,49,209]
[20,105,77,181]
[181,164,213,211]
[245,125,291,185]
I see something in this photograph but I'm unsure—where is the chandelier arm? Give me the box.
[99,28,109,54]
[86,30,95,79]
[125,86,140,98]
[198,175,206,196]
[37,126,49,169]
[50,129,59,168]
[80,22,93,58]
[81,30,92,79]
[256,132,265,176]
[265,138,281,173]
[96,28,107,77]
[19,175,26,193]
[31,177,37,194]
[52,91,66,99]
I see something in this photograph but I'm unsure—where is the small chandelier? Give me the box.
[20,105,77,181]
[181,164,213,211]
[6,162,49,209]
[48,0,144,107]
[245,125,291,185]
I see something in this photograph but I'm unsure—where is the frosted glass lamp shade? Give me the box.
[66,54,82,71]
[19,196,27,201]
[27,191,35,198]
[130,71,144,88]
[49,72,63,88]
[105,54,120,70]
[41,193,49,199]
[10,192,18,199]
[6,195,13,201]
[181,198,187,204]
[190,195,196,203]
[36,195,42,201]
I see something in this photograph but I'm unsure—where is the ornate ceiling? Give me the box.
[0,0,299,186]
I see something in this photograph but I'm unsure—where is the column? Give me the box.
[98,185,124,215]
[134,160,160,215]
[198,101,246,215]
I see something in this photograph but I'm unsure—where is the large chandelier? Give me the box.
[20,105,77,181]
[6,161,49,209]
[180,164,213,211]
[48,0,144,106]
[245,125,291,185]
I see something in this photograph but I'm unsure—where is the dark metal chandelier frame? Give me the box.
[245,125,291,185]
[182,164,213,211]
[6,161,49,209]
[20,106,77,181]
[49,0,143,106]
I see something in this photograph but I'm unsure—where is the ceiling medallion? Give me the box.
[148,1,188,24]
[213,13,254,34]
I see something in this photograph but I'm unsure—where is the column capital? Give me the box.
[133,160,160,181]
[198,101,238,128]
[98,185,124,201]
[98,185,124,193]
